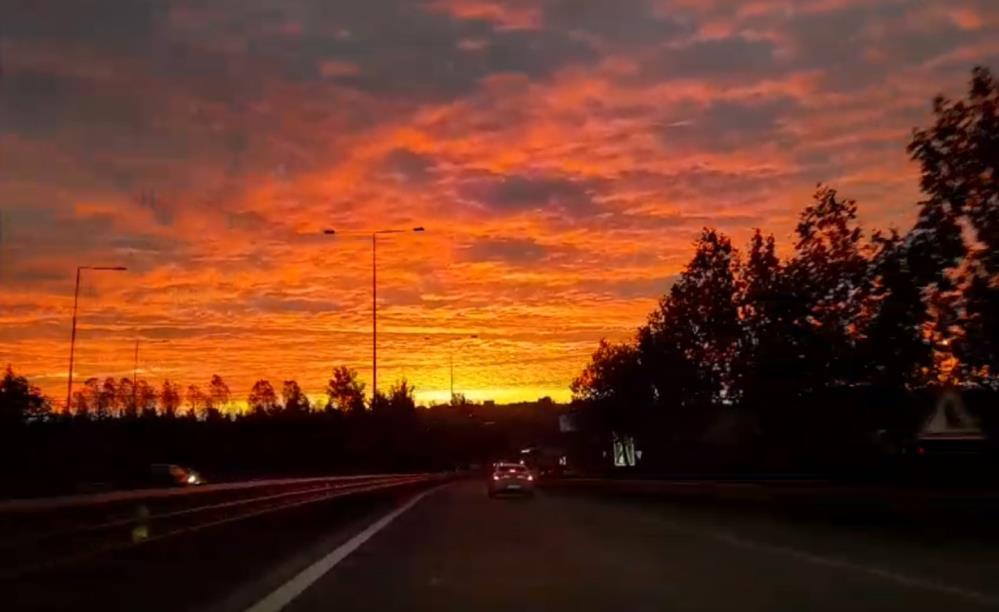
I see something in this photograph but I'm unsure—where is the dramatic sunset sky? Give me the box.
[2,0,998,407]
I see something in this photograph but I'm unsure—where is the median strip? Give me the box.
[0,474,444,580]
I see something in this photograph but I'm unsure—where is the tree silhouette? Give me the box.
[739,230,781,333]
[909,67,998,270]
[647,228,741,407]
[787,185,869,392]
[369,390,389,414]
[72,377,101,420]
[135,379,158,417]
[909,66,998,383]
[325,366,366,414]
[735,230,802,434]
[281,380,310,415]
[860,229,932,389]
[185,384,207,419]
[116,377,136,418]
[97,377,117,420]
[0,365,50,426]
[381,379,417,420]
[964,273,999,385]
[572,339,647,436]
[248,379,279,416]
[572,340,637,403]
[160,380,181,418]
[1,362,583,496]
[208,374,232,414]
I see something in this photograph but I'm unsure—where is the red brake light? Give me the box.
[527,475,534,481]
[492,474,499,480]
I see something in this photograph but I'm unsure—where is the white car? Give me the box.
[487,462,534,497]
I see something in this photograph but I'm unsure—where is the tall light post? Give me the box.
[323,227,424,397]
[133,338,140,410]
[66,265,127,411]
[424,333,478,400]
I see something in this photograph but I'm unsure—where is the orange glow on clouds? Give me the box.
[2,0,998,406]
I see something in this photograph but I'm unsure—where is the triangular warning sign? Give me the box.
[921,390,982,438]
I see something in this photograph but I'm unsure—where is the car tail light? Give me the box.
[527,475,534,481]
[493,474,500,481]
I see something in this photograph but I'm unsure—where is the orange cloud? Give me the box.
[426,0,541,29]
[2,0,997,407]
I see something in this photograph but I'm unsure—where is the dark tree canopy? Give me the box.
[788,185,869,391]
[185,384,207,418]
[208,375,232,413]
[386,379,417,414]
[0,366,50,426]
[281,380,311,415]
[909,66,999,381]
[326,366,367,414]
[248,379,279,416]
[571,65,999,469]
[860,229,933,388]
[160,380,181,418]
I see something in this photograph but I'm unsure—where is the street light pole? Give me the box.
[426,333,477,402]
[451,334,477,402]
[372,233,377,397]
[66,267,83,412]
[65,265,127,411]
[133,338,140,410]
[323,227,424,399]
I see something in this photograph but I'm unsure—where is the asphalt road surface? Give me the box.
[279,481,999,612]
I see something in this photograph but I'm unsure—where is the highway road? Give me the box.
[8,479,999,611]
[275,481,999,612]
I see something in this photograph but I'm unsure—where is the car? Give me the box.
[149,463,205,487]
[487,462,534,497]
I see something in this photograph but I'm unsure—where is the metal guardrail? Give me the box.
[0,473,426,513]
[0,473,446,579]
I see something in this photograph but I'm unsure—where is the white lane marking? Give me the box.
[656,518,999,606]
[243,484,446,612]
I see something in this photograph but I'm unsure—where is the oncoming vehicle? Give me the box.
[488,462,534,497]
[150,464,205,487]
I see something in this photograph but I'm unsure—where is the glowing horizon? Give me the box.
[2,0,998,407]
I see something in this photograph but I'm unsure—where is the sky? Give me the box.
[1,0,998,407]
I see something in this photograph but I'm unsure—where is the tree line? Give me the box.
[0,365,417,424]
[0,363,557,497]
[1,362,477,499]
[572,66,999,473]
